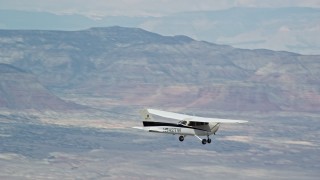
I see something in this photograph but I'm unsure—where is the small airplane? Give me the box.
[133,109,248,145]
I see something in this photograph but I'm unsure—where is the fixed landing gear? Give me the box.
[179,135,184,142]
[201,138,211,145]
[194,135,211,145]
[207,135,212,144]
[194,135,213,145]
[201,137,212,145]
[202,139,207,145]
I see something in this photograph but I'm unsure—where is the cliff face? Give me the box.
[0,63,84,111]
[0,27,319,112]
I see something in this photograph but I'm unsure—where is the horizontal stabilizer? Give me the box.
[132,126,148,131]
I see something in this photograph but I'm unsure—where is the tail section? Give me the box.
[139,108,153,121]
[133,109,153,131]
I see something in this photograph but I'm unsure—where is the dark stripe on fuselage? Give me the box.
[143,121,207,131]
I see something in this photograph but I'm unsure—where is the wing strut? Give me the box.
[194,134,202,141]
[194,134,212,145]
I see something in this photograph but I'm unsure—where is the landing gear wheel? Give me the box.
[202,139,207,145]
[207,138,212,144]
[179,136,184,142]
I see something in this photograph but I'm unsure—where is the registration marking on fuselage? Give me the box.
[163,127,181,133]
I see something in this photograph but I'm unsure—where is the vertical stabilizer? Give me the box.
[139,109,153,121]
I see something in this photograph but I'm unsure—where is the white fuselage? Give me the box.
[143,121,220,136]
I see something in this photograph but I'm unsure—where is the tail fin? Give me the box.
[139,109,153,121]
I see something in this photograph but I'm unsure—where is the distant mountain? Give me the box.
[0,63,85,111]
[141,7,320,55]
[1,7,319,54]
[0,27,319,112]
[0,10,96,30]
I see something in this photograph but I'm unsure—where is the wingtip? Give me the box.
[238,120,249,123]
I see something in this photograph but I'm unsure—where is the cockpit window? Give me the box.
[188,121,209,126]
[178,120,187,125]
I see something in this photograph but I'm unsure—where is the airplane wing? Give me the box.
[147,109,248,124]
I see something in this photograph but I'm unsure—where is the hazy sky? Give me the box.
[1,0,319,18]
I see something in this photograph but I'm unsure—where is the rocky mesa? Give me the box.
[0,27,319,112]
